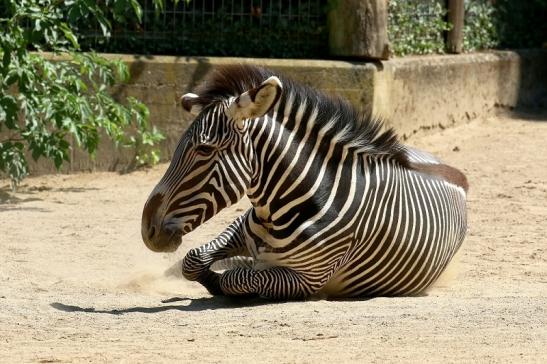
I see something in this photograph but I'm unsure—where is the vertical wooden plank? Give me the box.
[446,0,465,53]
[328,0,390,60]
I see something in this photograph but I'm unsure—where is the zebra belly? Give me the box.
[319,225,466,297]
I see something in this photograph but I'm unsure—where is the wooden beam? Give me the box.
[446,0,465,53]
[328,0,390,60]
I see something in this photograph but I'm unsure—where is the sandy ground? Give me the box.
[1,113,546,363]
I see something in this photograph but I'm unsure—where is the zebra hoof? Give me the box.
[197,270,223,296]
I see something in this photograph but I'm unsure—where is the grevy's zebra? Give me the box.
[141,65,468,299]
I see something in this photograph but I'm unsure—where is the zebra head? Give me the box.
[141,75,282,252]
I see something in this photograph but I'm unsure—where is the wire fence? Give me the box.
[78,0,328,58]
[388,0,449,56]
[388,0,504,56]
[2,0,538,58]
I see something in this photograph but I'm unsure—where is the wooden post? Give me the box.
[328,0,390,60]
[446,0,465,53]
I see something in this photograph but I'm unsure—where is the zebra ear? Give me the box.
[180,93,203,116]
[227,76,283,121]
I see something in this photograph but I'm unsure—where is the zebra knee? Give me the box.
[182,247,212,281]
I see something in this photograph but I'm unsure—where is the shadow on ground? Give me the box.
[0,184,100,206]
[50,294,386,314]
[0,188,44,209]
[50,296,273,314]
[507,108,547,122]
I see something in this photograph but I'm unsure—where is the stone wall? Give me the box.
[373,50,547,137]
[29,50,547,174]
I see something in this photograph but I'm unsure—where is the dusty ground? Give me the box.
[1,113,546,363]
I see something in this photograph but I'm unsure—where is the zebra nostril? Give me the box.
[148,225,156,240]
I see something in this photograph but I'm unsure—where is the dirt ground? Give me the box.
[1,113,546,363]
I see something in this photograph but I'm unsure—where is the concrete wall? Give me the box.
[374,50,547,137]
[28,50,547,174]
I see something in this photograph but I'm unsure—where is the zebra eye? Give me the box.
[194,144,216,156]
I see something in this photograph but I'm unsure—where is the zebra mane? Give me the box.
[196,64,409,165]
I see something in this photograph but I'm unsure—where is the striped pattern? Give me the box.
[143,65,468,299]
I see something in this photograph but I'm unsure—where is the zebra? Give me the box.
[141,65,468,299]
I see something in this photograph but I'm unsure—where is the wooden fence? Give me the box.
[329,0,465,59]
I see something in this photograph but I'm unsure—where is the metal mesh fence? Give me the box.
[463,0,499,51]
[78,0,328,59]
[388,0,448,56]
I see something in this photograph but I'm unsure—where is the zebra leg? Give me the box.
[219,266,314,300]
[182,211,250,295]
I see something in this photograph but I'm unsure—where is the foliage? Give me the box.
[463,0,498,52]
[0,0,164,188]
[462,0,547,51]
[388,0,451,57]
[389,0,546,56]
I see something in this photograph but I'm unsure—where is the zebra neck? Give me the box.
[245,91,348,223]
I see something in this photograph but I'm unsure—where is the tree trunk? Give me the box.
[328,0,390,60]
[446,0,465,53]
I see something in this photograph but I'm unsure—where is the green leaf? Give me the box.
[152,0,165,14]
[96,12,112,38]
[130,0,143,23]
[114,60,130,82]
[0,95,18,129]
[59,22,80,49]
[0,0,164,185]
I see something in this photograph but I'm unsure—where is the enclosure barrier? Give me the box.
[72,0,493,59]
[329,0,466,59]
[24,50,546,175]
